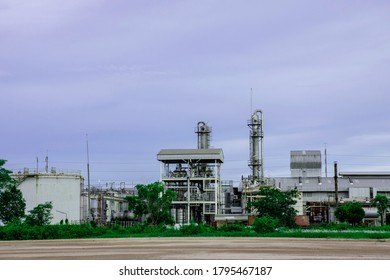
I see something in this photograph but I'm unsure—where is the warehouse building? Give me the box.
[272,150,390,225]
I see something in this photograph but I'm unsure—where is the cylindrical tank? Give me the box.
[112,211,135,221]
[90,198,98,210]
[196,122,211,149]
[123,210,135,221]
[171,208,177,223]
[177,208,184,224]
[113,212,123,220]
[225,192,231,206]
[220,192,226,214]
[364,209,379,218]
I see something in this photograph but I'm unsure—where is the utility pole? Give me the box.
[334,161,338,207]
[324,143,328,177]
[86,134,91,221]
[45,153,49,173]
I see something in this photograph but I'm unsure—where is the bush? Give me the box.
[247,186,299,228]
[335,202,365,226]
[218,223,245,232]
[180,223,213,235]
[25,202,53,226]
[92,225,111,236]
[331,222,350,231]
[126,224,146,234]
[143,224,167,234]
[253,215,280,233]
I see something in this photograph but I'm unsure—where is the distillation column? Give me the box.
[196,121,211,149]
[248,109,264,184]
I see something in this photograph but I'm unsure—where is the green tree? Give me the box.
[247,186,299,228]
[125,182,176,226]
[25,202,53,226]
[0,159,16,189]
[335,202,365,226]
[372,194,389,226]
[0,160,26,225]
[0,185,26,225]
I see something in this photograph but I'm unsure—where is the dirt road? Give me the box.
[1,237,389,260]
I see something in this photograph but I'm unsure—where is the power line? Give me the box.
[328,154,390,158]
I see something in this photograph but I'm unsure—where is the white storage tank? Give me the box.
[15,171,83,224]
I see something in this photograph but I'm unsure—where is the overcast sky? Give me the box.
[1,0,390,186]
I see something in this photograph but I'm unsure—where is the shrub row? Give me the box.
[2,220,390,240]
[0,222,254,240]
[0,224,112,240]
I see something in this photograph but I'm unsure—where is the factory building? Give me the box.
[157,122,224,224]
[80,184,134,225]
[13,167,83,224]
[272,151,390,225]
[237,108,390,226]
[9,110,389,227]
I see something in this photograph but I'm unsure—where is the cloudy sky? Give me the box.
[1,0,390,186]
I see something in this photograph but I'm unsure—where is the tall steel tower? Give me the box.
[248,109,264,184]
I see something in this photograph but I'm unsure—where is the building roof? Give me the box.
[339,172,390,178]
[157,148,224,163]
[273,176,390,192]
[290,150,321,156]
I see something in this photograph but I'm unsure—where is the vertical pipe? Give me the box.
[215,160,219,215]
[160,162,163,182]
[187,169,190,223]
[334,161,338,207]
[45,155,48,173]
[260,111,264,182]
[325,144,328,177]
[80,179,83,222]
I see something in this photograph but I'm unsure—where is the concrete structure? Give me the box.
[13,168,83,224]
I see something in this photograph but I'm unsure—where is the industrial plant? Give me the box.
[10,109,390,226]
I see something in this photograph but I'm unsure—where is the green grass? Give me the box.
[2,223,390,240]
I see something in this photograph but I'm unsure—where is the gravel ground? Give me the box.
[1,237,390,260]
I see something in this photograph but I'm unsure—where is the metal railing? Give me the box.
[12,168,82,176]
